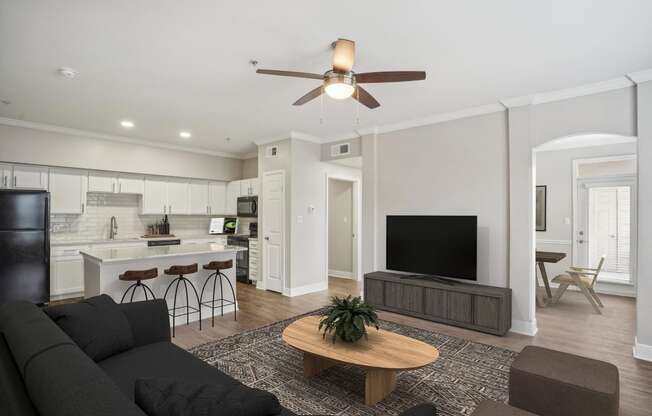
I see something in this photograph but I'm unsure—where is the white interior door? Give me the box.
[263,171,285,293]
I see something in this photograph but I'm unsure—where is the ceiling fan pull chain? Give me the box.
[320,86,324,124]
[355,88,360,125]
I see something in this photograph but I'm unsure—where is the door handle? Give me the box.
[264,236,270,241]
[81,203,85,214]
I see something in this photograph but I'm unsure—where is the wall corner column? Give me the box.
[505,102,538,336]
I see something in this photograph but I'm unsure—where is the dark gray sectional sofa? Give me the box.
[0,296,436,416]
[0,297,296,416]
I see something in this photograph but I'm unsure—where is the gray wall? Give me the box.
[364,111,509,288]
[0,124,243,181]
[242,157,258,178]
[328,179,353,274]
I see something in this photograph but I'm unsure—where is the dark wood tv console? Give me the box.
[364,272,512,336]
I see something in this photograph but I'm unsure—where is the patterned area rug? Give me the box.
[189,310,516,416]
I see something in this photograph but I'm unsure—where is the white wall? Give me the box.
[635,80,652,359]
[328,179,353,275]
[0,124,243,181]
[535,143,637,295]
[289,139,361,294]
[363,111,509,288]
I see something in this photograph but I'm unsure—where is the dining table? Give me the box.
[535,250,567,307]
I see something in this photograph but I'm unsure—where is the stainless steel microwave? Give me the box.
[237,196,257,217]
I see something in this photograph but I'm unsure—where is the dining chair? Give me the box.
[551,255,606,314]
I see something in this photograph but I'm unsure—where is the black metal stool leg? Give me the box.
[143,283,156,300]
[211,272,218,327]
[186,278,202,331]
[219,273,224,317]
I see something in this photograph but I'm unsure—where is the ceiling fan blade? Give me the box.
[332,38,355,73]
[353,86,380,109]
[293,86,324,106]
[256,69,324,80]
[355,71,426,83]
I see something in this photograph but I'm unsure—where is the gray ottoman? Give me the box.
[509,346,619,416]
[472,401,537,415]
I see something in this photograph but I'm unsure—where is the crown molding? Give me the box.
[289,130,324,143]
[627,68,652,84]
[253,133,292,146]
[0,117,248,159]
[242,151,258,159]
[500,96,534,109]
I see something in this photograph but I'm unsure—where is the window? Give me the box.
[588,186,631,277]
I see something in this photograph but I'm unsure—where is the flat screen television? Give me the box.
[386,215,477,281]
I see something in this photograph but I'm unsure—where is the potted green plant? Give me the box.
[319,295,379,343]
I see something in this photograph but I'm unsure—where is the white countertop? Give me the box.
[51,233,251,246]
[80,243,247,263]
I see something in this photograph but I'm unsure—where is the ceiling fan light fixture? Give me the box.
[325,82,355,100]
[324,71,355,100]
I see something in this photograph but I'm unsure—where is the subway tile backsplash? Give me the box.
[50,193,212,240]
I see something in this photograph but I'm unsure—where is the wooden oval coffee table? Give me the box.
[282,315,439,405]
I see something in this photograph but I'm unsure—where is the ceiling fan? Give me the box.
[255,39,426,109]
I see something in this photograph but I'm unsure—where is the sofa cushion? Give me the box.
[45,294,135,361]
[135,378,282,416]
[0,334,38,416]
[99,341,239,400]
[0,300,74,376]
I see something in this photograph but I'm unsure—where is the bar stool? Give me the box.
[163,263,201,337]
[119,268,158,303]
[200,259,237,326]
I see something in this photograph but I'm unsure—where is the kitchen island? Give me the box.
[81,243,246,323]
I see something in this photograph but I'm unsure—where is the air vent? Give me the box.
[331,142,351,157]
[266,145,279,158]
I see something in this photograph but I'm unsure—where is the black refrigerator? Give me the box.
[0,190,50,305]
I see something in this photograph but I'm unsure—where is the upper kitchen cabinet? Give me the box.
[166,179,190,215]
[49,169,87,214]
[117,174,144,194]
[0,164,11,188]
[142,177,168,215]
[225,181,240,215]
[247,177,259,196]
[13,165,49,190]
[88,171,117,193]
[208,181,226,215]
[189,180,209,215]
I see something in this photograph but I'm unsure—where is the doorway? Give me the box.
[326,176,361,281]
[573,156,637,286]
[262,170,285,293]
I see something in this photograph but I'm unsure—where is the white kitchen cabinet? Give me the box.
[167,179,190,215]
[208,181,226,215]
[0,164,11,188]
[50,245,89,300]
[49,169,87,214]
[142,177,168,215]
[189,180,209,215]
[240,178,259,196]
[88,171,117,193]
[118,174,144,194]
[13,165,49,190]
[225,181,240,215]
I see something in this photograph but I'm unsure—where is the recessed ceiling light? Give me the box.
[179,131,192,139]
[120,120,134,128]
[57,67,78,79]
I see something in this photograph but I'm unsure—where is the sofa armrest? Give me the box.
[118,299,170,347]
[400,403,437,416]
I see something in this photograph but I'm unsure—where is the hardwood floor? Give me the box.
[171,277,652,416]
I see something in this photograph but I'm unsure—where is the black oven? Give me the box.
[237,196,257,217]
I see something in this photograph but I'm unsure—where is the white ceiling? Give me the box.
[1,1,651,157]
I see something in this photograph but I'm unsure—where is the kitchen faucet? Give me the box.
[109,216,118,240]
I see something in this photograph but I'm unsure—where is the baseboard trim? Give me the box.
[510,319,538,336]
[633,337,652,362]
[328,269,353,279]
[287,281,328,297]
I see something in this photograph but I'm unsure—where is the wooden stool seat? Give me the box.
[119,268,158,282]
[164,263,198,275]
[203,260,233,270]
